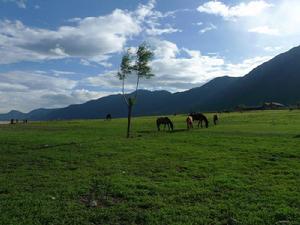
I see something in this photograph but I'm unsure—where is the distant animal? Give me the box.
[156,117,174,131]
[189,113,209,128]
[10,119,14,124]
[106,114,112,120]
[23,119,28,124]
[213,114,218,125]
[186,116,193,130]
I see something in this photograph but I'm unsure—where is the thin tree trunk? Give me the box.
[126,99,133,138]
[134,76,140,99]
[122,78,128,105]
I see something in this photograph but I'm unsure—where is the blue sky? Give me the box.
[0,0,299,113]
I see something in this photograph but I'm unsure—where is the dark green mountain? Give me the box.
[203,46,300,110]
[0,46,300,121]
[0,110,27,121]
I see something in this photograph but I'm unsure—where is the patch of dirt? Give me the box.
[79,182,125,208]
[79,194,124,208]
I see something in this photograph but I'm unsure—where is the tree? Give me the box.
[117,43,154,138]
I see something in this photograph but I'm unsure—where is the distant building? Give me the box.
[235,102,286,111]
[262,102,286,110]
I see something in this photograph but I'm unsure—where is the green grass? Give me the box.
[0,110,300,225]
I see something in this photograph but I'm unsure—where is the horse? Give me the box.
[156,117,174,131]
[186,116,193,130]
[213,114,218,125]
[106,114,112,120]
[189,113,209,128]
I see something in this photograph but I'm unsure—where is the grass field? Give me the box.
[0,110,300,225]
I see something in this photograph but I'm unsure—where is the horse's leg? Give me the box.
[198,120,200,128]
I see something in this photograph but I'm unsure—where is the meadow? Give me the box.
[0,110,299,225]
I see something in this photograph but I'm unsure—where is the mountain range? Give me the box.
[1,45,300,121]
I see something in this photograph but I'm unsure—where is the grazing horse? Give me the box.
[189,113,209,128]
[106,114,112,120]
[156,117,174,131]
[213,114,218,125]
[186,116,193,130]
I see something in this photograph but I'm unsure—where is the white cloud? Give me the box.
[248,26,279,35]
[199,0,300,38]
[150,39,179,59]
[0,9,140,65]
[197,0,272,20]
[0,71,77,91]
[40,90,108,108]
[86,40,272,93]
[146,26,181,36]
[85,71,121,90]
[16,0,25,8]
[151,41,272,90]
[134,0,182,36]
[0,71,109,113]
[50,70,77,77]
[2,0,26,8]
[263,46,283,52]
[248,0,300,36]
[199,23,217,34]
[0,0,183,65]
[223,56,272,77]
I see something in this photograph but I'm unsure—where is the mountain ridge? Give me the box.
[1,46,300,121]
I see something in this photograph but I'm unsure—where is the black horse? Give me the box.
[213,114,218,125]
[156,117,174,131]
[189,113,209,128]
[106,114,112,120]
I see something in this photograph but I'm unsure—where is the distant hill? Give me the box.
[1,46,300,121]
[202,46,300,110]
[0,110,27,121]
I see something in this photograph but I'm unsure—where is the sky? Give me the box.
[0,0,299,113]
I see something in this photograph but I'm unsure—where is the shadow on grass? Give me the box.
[293,134,300,138]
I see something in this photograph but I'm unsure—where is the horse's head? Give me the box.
[169,120,174,131]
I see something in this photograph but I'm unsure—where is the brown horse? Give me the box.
[186,116,193,130]
[156,117,174,131]
[189,113,209,128]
